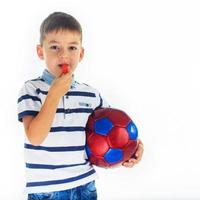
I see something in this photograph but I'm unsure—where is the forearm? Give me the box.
[27,90,61,145]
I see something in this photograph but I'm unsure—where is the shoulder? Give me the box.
[19,76,46,95]
[24,77,45,88]
[74,81,101,96]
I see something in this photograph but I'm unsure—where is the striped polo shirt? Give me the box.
[17,69,109,194]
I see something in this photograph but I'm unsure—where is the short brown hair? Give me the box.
[39,12,82,44]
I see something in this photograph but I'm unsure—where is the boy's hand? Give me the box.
[50,70,73,97]
[122,139,144,168]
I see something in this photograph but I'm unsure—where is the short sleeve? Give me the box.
[17,81,42,122]
[95,92,111,110]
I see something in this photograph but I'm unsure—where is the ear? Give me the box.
[36,45,44,60]
[79,47,84,62]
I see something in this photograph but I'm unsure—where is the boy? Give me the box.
[18,12,143,200]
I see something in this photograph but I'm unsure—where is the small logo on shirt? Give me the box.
[79,102,92,107]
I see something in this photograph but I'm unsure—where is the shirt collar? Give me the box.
[41,69,76,89]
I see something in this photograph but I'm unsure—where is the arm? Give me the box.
[23,73,73,146]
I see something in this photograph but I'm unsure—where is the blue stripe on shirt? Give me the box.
[36,88,47,95]
[67,91,96,97]
[18,110,39,122]
[18,94,41,103]
[26,169,96,187]
[36,89,96,97]
[18,109,92,122]
[26,161,88,169]
[24,143,85,152]
[30,77,44,82]
[56,108,93,114]
[50,126,85,132]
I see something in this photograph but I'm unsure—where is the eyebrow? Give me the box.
[49,40,79,45]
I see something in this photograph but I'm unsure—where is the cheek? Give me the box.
[70,55,78,64]
[45,54,57,63]
[74,52,82,62]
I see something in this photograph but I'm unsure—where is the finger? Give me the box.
[59,72,73,81]
[129,158,139,165]
[135,141,144,157]
[122,162,130,167]
[132,146,143,163]
[124,164,134,168]
[135,147,143,158]
[137,139,144,148]
[60,69,73,77]
[125,158,137,165]
[122,161,135,168]
[127,158,136,163]
[135,152,143,163]
[135,148,143,160]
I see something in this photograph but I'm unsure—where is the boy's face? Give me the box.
[37,29,84,77]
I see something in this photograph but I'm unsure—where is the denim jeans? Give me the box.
[27,181,97,200]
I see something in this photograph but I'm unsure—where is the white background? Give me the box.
[0,0,200,199]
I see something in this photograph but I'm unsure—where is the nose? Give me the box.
[58,48,68,59]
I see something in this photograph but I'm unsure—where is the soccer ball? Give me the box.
[85,108,138,168]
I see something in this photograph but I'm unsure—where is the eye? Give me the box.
[69,46,78,51]
[50,45,60,50]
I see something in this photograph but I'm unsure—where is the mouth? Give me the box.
[58,63,69,67]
